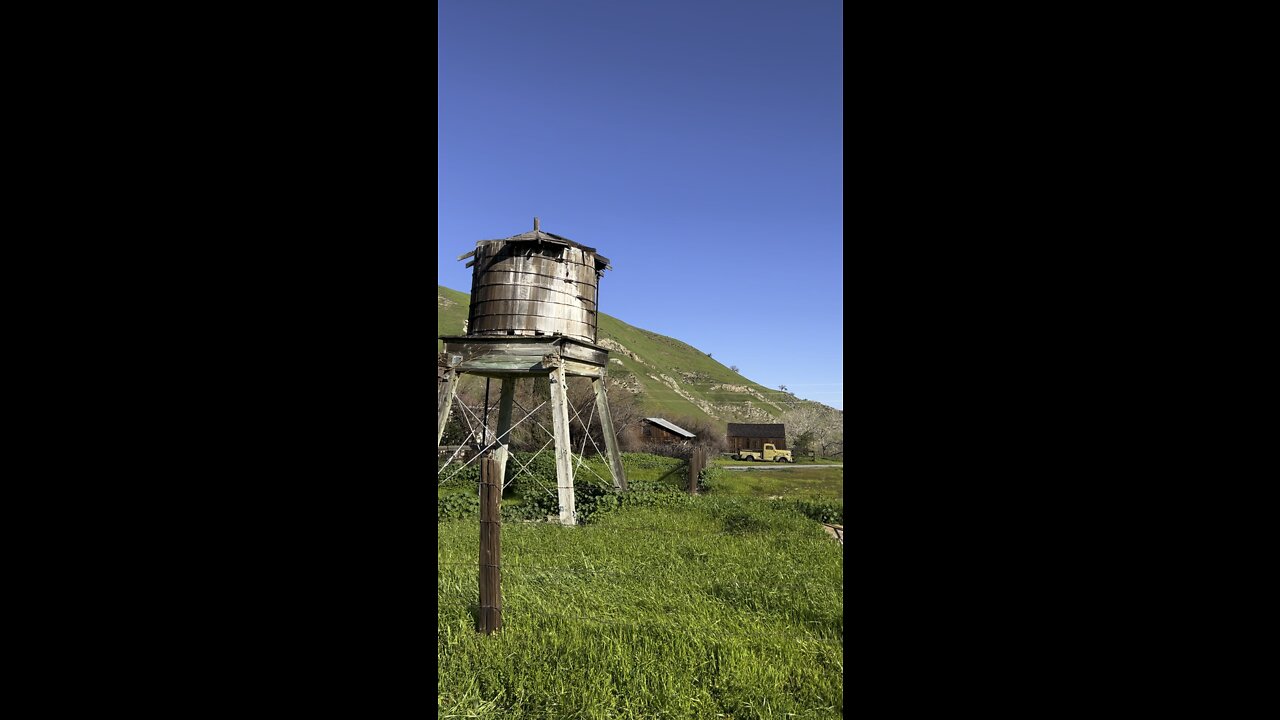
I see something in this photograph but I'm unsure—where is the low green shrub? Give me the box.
[616,480,693,513]
[697,465,724,492]
[437,492,479,521]
[436,455,480,489]
[779,496,844,524]
[704,497,817,536]
[619,452,684,470]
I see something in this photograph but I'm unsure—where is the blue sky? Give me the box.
[438,0,843,410]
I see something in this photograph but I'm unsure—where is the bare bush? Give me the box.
[782,403,843,457]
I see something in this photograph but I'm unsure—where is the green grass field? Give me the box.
[438,502,843,718]
[438,452,844,718]
[704,465,844,501]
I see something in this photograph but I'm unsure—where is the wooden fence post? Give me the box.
[689,446,702,495]
[478,450,503,634]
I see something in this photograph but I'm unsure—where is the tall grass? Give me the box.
[438,499,843,718]
[702,465,844,500]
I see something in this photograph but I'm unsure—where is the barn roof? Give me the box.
[726,423,786,438]
[644,417,696,439]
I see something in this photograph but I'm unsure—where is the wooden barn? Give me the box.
[726,423,787,453]
[641,417,696,445]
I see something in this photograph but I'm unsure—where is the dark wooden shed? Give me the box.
[641,418,696,445]
[726,423,787,452]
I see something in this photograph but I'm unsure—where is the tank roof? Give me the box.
[459,227,612,270]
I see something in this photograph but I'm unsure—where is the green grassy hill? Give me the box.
[437,285,470,342]
[438,285,838,432]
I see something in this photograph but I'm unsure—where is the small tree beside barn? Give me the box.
[726,423,787,453]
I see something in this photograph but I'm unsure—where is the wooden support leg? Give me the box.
[493,378,516,485]
[592,376,628,491]
[548,365,576,525]
[438,369,457,448]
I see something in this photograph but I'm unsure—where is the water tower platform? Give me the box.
[439,335,610,378]
[437,334,628,525]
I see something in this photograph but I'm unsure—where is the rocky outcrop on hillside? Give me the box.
[598,338,647,365]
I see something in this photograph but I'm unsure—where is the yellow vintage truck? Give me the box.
[735,443,793,463]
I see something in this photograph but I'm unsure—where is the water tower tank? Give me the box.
[462,220,612,344]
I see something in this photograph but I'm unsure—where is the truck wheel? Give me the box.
[775,457,784,463]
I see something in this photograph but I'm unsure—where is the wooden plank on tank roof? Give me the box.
[501,244,594,265]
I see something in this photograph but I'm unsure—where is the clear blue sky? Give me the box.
[438,0,843,410]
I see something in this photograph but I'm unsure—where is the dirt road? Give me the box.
[722,464,844,471]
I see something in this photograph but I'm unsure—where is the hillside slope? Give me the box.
[438,285,837,431]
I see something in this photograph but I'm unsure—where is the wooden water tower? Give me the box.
[437,219,628,525]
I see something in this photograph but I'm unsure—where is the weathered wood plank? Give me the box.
[470,259,600,286]
[495,380,516,448]
[457,358,547,373]
[443,340,557,349]
[561,359,604,377]
[478,450,503,634]
[470,302,596,326]
[438,369,457,447]
[464,239,602,344]
[560,344,608,365]
[549,364,576,525]
[593,376,628,491]
[466,317,596,339]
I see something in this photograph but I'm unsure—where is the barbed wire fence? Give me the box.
[438,450,844,639]
[439,374,843,638]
